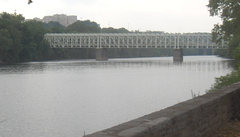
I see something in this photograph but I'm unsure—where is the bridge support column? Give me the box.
[212,48,215,55]
[203,49,207,55]
[173,48,183,62]
[96,48,108,61]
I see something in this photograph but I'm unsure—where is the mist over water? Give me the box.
[0,56,234,136]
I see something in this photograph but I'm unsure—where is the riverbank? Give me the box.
[85,82,240,137]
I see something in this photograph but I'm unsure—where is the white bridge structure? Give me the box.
[44,33,226,49]
[44,33,227,61]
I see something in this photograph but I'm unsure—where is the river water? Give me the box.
[0,56,235,137]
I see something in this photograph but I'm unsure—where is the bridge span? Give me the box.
[44,33,227,61]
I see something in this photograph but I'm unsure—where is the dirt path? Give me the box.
[205,118,240,137]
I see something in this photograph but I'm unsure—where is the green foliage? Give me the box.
[0,12,49,62]
[44,21,65,33]
[65,20,100,33]
[0,12,24,62]
[214,49,228,57]
[207,0,240,58]
[48,26,65,33]
[207,0,240,39]
[82,20,99,27]
[0,29,12,61]
[19,20,49,61]
[206,1,240,93]
[101,27,129,33]
[206,69,240,93]
[44,21,64,29]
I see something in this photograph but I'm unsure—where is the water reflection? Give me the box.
[0,56,234,75]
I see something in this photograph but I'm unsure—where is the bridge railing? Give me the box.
[44,33,227,49]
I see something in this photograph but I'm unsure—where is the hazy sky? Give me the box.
[0,0,221,33]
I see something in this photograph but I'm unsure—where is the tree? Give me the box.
[101,27,129,33]
[0,29,12,61]
[44,21,65,29]
[83,20,99,27]
[0,12,24,62]
[19,20,49,61]
[207,0,240,60]
[65,20,100,33]
[0,12,50,62]
[44,21,65,33]
[206,1,240,93]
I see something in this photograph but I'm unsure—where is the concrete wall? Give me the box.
[85,82,240,137]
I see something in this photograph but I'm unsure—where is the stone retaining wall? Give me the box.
[85,82,240,137]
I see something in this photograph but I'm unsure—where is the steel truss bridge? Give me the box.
[44,33,227,49]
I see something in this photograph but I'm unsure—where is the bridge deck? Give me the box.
[44,33,227,49]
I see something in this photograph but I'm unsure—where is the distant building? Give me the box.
[25,17,42,22]
[33,17,42,22]
[42,14,77,27]
[25,14,77,27]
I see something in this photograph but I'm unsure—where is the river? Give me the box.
[0,56,235,137]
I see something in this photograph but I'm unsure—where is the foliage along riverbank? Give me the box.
[0,12,217,63]
[205,0,240,93]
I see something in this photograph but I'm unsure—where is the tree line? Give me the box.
[0,12,217,63]
[0,12,49,62]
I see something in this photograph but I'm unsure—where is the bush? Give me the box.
[206,67,240,93]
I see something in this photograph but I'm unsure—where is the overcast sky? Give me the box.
[0,0,221,33]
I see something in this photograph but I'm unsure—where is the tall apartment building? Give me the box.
[42,14,77,27]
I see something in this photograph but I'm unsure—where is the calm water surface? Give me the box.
[0,56,235,137]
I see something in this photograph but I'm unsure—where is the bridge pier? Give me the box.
[96,48,108,61]
[173,48,183,62]
[203,49,207,55]
[212,48,215,55]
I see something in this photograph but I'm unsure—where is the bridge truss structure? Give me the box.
[44,33,227,49]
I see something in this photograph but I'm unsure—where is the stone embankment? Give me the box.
[85,82,240,137]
